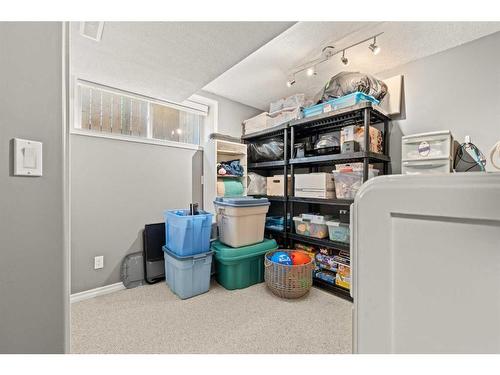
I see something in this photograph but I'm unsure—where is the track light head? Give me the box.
[341,50,349,66]
[306,66,316,77]
[286,77,296,88]
[368,37,381,55]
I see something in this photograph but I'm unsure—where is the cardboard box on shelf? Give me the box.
[340,125,383,153]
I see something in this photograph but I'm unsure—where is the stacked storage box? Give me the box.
[295,173,335,199]
[162,209,214,299]
[212,197,278,290]
[401,130,455,174]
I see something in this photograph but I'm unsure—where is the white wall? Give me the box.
[378,31,500,173]
[199,90,261,138]
[0,22,67,353]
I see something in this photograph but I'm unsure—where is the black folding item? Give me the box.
[143,223,166,284]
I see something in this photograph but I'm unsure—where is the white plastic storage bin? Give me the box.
[293,214,332,239]
[162,246,213,299]
[332,169,379,199]
[214,197,270,248]
[402,158,452,174]
[295,173,335,199]
[326,220,350,243]
[267,175,292,196]
[243,112,271,135]
[402,130,454,161]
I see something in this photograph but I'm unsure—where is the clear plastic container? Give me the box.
[293,214,332,239]
[332,169,379,199]
[326,220,350,243]
[302,92,379,118]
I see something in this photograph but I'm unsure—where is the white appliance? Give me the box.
[352,173,500,353]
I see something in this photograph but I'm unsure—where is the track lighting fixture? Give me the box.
[368,36,381,55]
[286,32,383,86]
[341,50,349,66]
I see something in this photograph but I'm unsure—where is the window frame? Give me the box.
[71,78,210,151]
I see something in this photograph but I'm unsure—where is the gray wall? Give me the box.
[70,135,201,293]
[199,90,261,138]
[378,31,500,173]
[70,85,257,293]
[0,22,67,353]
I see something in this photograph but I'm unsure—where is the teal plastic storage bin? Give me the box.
[302,92,379,118]
[212,239,278,290]
[163,246,213,299]
[164,209,213,256]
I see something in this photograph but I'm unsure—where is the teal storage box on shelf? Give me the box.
[212,239,278,290]
[162,246,213,299]
[302,92,380,118]
[164,209,213,256]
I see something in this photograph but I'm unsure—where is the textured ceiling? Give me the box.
[203,22,500,110]
[70,22,294,103]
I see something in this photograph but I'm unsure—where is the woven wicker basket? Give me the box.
[264,250,314,299]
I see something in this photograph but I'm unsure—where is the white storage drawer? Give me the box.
[295,172,335,198]
[402,158,452,175]
[402,131,453,161]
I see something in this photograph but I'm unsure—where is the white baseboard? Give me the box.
[70,282,125,303]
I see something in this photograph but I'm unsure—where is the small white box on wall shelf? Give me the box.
[13,138,43,177]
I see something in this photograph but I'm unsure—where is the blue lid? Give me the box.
[162,245,213,260]
[214,196,270,207]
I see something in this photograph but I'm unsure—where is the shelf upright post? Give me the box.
[283,127,289,246]
[289,125,295,247]
[383,118,389,175]
[363,107,370,182]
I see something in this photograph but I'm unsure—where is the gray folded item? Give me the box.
[209,133,242,143]
[314,71,388,103]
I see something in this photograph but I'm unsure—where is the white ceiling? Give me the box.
[203,22,500,110]
[70,22,294,103]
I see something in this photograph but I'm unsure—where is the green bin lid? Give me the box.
[212,239,278,261]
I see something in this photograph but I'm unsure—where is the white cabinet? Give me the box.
[352,173,500,353]
[203,139,247,215]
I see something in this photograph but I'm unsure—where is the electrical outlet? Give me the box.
[94,256,104,270]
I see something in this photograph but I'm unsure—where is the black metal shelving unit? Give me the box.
[242,123,289,243]
[244,102,391,302]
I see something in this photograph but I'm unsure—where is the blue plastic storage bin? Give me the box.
[164,209,213,256]
[302,92,380,118]
[163,246,213,299]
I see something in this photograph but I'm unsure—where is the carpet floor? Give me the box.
[71,280,352,354]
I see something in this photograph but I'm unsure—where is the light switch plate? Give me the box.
[13,138,43,176]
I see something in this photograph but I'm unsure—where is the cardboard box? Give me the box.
[340,125,383,153]
[266,175,292,196]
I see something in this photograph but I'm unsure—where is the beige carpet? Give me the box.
[71,280,352,354]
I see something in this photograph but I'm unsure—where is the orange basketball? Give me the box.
[291,251,311,265]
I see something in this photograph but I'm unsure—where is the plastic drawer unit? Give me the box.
[212,239,278,290]
[214,197,270,248]
[402,130,454,161]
